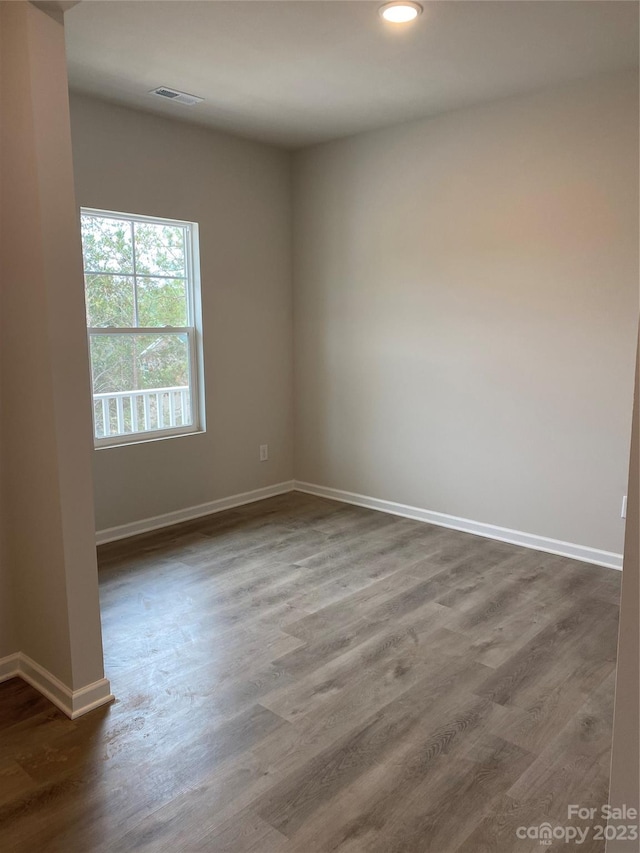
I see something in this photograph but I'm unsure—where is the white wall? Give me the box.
[0,0,14,662]
[0,533,14,658]
[607,328,639,851]
[1,2,106,692]
[69,95,294,532]
[293,72,638,555]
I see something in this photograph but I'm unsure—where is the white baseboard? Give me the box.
[96,480,296,545]
[0,652,114,719]
[294,481,623,571]
[94,476,622,571]
[0,653,20,682]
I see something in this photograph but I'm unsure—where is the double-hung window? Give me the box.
[80,208,204,446]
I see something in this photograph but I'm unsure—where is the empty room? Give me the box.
[1,1,639,851]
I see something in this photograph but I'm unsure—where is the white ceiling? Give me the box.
[65,1,639,149]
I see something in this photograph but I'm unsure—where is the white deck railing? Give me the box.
[93,386,191,438]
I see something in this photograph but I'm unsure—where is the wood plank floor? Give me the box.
[0,492,622,852]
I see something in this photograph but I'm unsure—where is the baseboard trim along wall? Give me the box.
[94,477,623,570]
[95,480,296,545]
[0,653,114,719]
[295,481,624,571]
[0,653,20,683]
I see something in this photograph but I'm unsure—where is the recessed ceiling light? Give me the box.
[378,1,423,23]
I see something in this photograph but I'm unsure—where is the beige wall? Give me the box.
[0,455,14,658]
[293,72,639,555]
[0,0,13,661]
[0,1,106,690]
[69,95,294,532]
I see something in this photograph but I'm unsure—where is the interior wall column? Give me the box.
[0,0,111,715]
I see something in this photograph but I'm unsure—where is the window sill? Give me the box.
[94,428,206,450]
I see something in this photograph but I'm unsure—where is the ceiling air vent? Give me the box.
[149,87,204,106]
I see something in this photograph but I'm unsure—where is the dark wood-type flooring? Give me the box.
[0,492,622,852]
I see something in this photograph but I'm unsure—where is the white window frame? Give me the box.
[81,207,205,448]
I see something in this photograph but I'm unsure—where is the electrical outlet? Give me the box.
[259,444,268,462]
[621,495,627,519]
